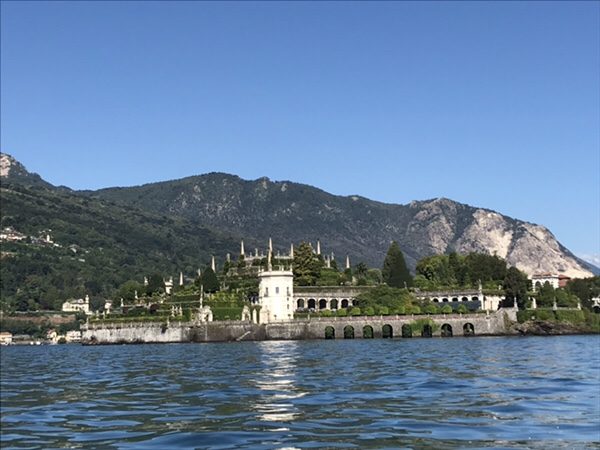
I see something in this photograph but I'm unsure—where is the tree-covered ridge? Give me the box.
[82,171,597,277]
[0,182,247,312]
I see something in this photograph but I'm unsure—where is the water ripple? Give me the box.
[1,336,599,449]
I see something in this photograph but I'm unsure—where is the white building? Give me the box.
[46,329,59,344]
[531,273,560,290]
[482,295,503,311]
[164,277,174,295]
[0,332,13,345]
[0,227,25,242]
[65,330,82,343]
[62,295,90,315]
[258,266,294,323]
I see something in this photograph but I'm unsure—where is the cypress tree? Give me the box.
[200,267,220,293]
[382,241,412,288]
[146,273,165,295]
[292,242,323,286]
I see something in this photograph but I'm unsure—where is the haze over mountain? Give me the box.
[1,153,593,279]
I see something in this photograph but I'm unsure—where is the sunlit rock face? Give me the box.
[453,210,592,278]
[0,153,12,177]
[0,152,54,188]
[507,223,593,279]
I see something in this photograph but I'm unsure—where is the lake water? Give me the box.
[1,335,599,449]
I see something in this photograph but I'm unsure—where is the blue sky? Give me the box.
[1,1,599,260]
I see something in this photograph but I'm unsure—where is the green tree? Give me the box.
[382,242,412,288]
[199,267,220,293]
[566,277,600,309]
[355,285,414,311]
[464,253,507,286]
[366,268,383,285]
[355,262,368,278]
[424,304,438,314]
[293,242,323,286]
[448,252,462,286]
[146,273,165,295]
[416,255,452,287]
[406,304,421,314]
[555,289,578,307]
[536,282,555,307]
[349,307,362,316]
[376,305,389,315]
[317,269,341,286]
[503,267,529,309]
[119,280,142,302]
[222,260,232,275]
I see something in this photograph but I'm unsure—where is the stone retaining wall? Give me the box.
[83,309,516,344]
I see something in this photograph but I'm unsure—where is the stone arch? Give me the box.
[441,323,453,337]
[463,323,475,336]
[352,299,358,306]
[461,297,468,302]
[341,299,349,308]
[330,299,338,310]
[344,325,355,339]
[382,324,393,339]
[471,297,478,302]
[433,298,439,303]
[242,306,251,321]
[319,299,327,310]
[401,324,412,338]
[452,297,459,302]
[363,325,374,339]
[593,306,600,314]
[442,298,449,303]
[308,299,316,310]
[421,324,433,338]
[297,299,304,309]
[325,326,335,339]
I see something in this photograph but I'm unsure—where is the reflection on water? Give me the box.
[1,336,599,449]
[253,341,303,424]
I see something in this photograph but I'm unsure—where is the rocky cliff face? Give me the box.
[0,153,53,188]
[86,173,595,278]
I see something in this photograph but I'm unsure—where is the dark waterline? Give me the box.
[1,335,599,449]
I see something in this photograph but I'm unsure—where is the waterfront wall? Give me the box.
[82,309,516,344]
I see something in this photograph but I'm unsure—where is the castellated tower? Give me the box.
[258,266,294,323]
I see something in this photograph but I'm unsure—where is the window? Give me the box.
[276,287,279,294]
[265,288,269,297]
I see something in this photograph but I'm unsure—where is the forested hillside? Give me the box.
[0,181,248,311]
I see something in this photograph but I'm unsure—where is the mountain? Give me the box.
[0,154,255,311]
[2,151,596,297]
[1,153,55,189]
[85,172,597,278]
